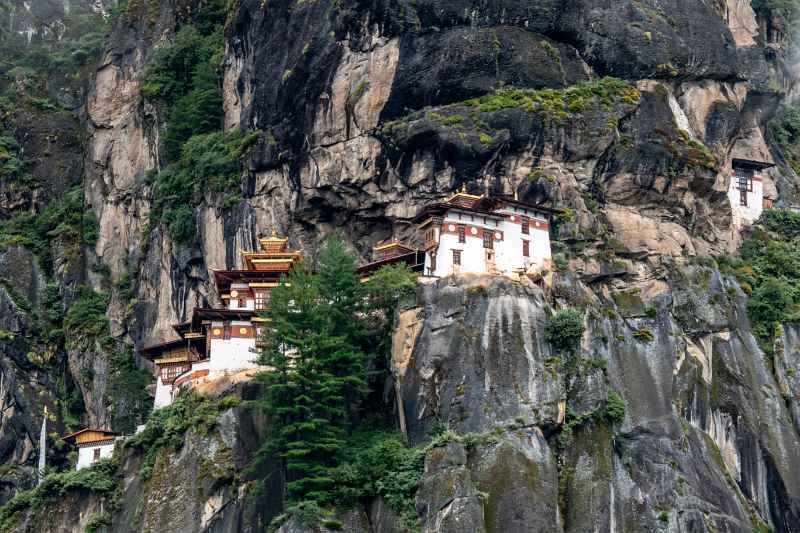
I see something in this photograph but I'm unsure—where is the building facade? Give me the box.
[728,158,774,226]
[140,192,553,409]
[141,233,301,408]
[414,188,553,278]
[62,429,118,470]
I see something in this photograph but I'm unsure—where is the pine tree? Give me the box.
[254,239,368,503]
[252,237,419,510]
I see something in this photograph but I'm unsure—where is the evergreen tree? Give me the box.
[252,237,418,509]
[254,239,367,502]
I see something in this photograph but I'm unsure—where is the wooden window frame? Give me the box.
[522,240,530,257]
[521,217,530,235]
[452,249,462,266]
[458,224,466,243]
[483,231,494,249]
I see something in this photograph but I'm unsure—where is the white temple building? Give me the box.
[141,233,301,408]
[62,428,118,470]
[728,158,775,226]
[413,187,553,278]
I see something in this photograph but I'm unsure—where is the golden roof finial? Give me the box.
[514,189,519,201]
[271,229,277,237]
[460,183,467,193]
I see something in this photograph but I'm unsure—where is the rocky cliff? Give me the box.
[1,0,800,531]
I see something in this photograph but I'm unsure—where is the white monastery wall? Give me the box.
[728,175,764,227]
[76,442,115,470]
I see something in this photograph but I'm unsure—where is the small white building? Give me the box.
[728,158,775,226]
[62,428,118,470]
[414,188,553,278]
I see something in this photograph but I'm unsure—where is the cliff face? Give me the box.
[2,0,800,531]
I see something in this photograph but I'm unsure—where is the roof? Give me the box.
[412,194,554,223]
[62,428,118,444]
[412,202,500,223]
[139,336,205,359]
[475,196,558,216]
[732,158,775,171]
[374,240,416,253]
[357,250,426,277]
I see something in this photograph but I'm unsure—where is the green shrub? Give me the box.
[127,393,236,480]
[63,288,109,341]
[328,429,424,530]
[149,130,260,243]
[545,308,585,353]
[598,391,626,425]
[632,327,654,343]
[0,459,118,531]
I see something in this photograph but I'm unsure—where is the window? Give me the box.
[93,448,101,462]
[452,249,461,266]
[521,217,529,235]
[483,231,493,249]
[458,224,466,243]
[255,292,269,310]
[425,229,436,247]
[430,251,437,273]
[223,325,231,340]
[522,240,530,257]
[735,169,753,207]
[160,363,190,384]
[238,298,246,308]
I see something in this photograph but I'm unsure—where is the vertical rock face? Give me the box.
[395,270,800,532]
[4,0,800,531]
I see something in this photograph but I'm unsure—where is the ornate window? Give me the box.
[483,231,493,249]
[452,249,461,266]
[255,292,269,310]
[522,240,530,257]
[159,363,190,384]
[93,448,101,462]
[735,169,753,207]
[458,224,466,243]
[521,217,530,235]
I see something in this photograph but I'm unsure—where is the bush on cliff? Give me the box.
[148,130,259,244]
[545,308,585,353]
[0,459,119,531]
[140,0,227,160]
[730,209,800,352]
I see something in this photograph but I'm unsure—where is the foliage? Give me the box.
[61,287,151,432]
[771,102,800,174]
[461,77,640,120]
[0,459,118,531]
[0,134,31,183]
[0,8,107,106]
[0,186,97,272]
[140,0,227,159]
[253,237,418,507]
[727,209,800,353]
[544,308,585,353]
[63,288,110,341]
[254,239,369,503]
[329,429,424,531]
[127,393,239,480]
[149,130,259,243]
[598,391,627,425]
[751,0,800,21]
